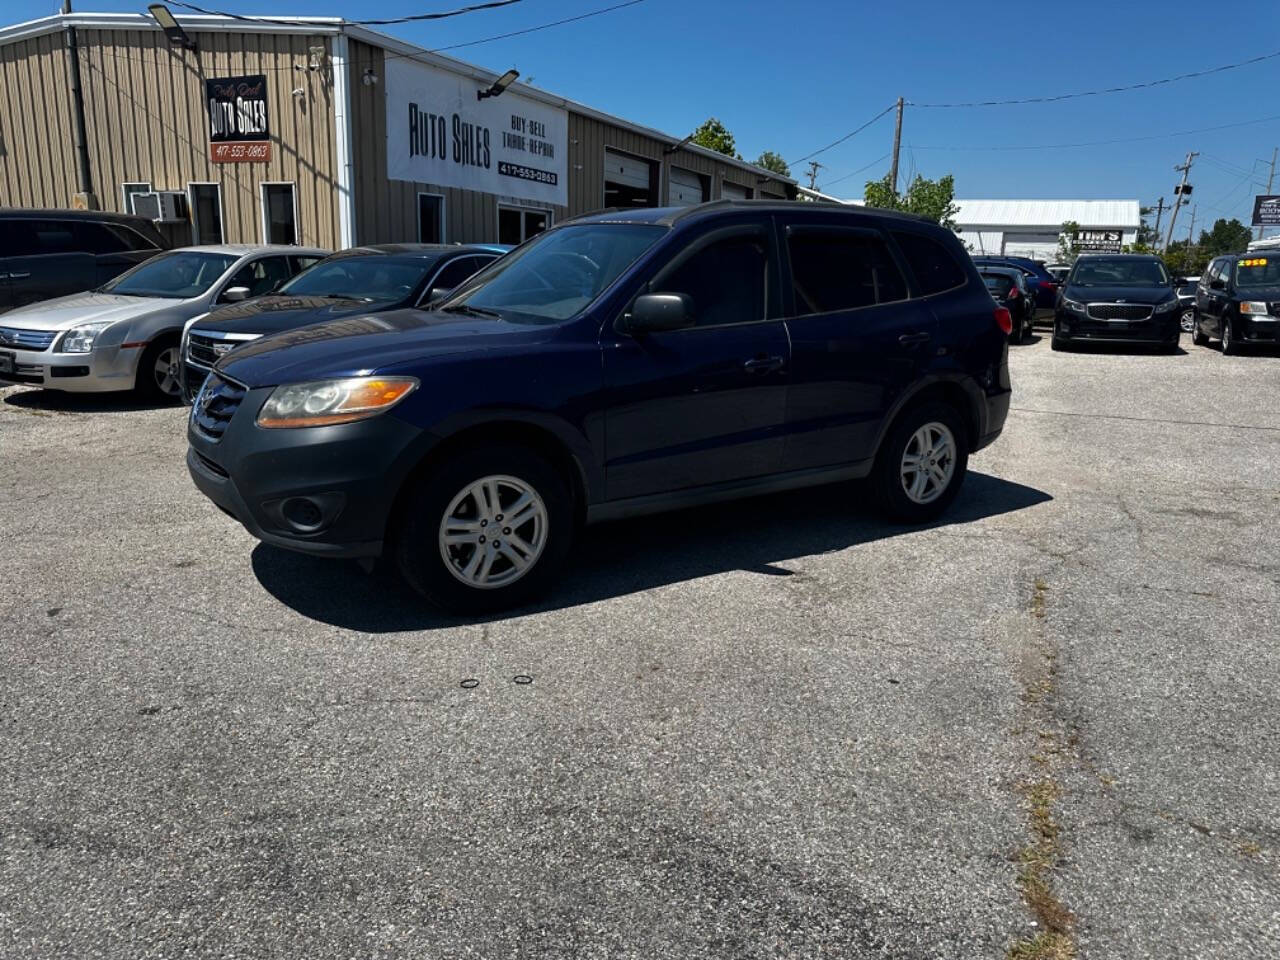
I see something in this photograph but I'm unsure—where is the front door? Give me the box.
[781,223,937,470]
[602,222,790,501]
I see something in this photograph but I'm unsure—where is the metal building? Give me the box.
[955,200,1142,260]
[0,11,795,250]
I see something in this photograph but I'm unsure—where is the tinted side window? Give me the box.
[432,256,481,291]
[104,223,159,252]
[0,219,37,257]
[788,229,907,313]
[892,231,967,295]
[654,233,767,328]
[291,255,323,274]
[71,221,131,255]
[30,220,78,254]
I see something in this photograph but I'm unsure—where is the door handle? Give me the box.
[898,332,931,346]
[743,355,784,374]
[8,272,29,279]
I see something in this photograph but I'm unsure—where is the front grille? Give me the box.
[187,333,221,368]
[0,327,57,351]
[191,374,247,441]
[1086,303,1153,321]
[1268,301,1280,316]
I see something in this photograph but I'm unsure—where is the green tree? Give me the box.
[864,172,959,229]
[1196,218,1251,259]
[690,118,741,160]
[1137,205,1159,247]
[754,150,790,177]
[1056,220,1082,265]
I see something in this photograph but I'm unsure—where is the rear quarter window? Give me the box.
[891,231,968,296]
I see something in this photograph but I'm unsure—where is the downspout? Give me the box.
[63,5,97,208]
[330,29,356,248]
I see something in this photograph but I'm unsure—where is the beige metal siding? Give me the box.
[0,27,340,247]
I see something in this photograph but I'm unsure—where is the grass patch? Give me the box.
[1008,931,1076,960]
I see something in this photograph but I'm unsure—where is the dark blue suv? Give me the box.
[187,202,1011,612]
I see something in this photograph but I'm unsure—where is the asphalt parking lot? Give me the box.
[2,334,1277,959]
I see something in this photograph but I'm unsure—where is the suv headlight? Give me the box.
[58,321,114,353]
[1062,298,1087,315]
[1239,301,1269,315]
[256,376,418,429]
[1153,299,1178,314]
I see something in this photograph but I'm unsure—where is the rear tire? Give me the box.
[871,401,968,524]
[134,337,182,403]
[393,445,573,614]
[1221,318,1238,356]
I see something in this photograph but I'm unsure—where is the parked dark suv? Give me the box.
[0,209,168,313]
[1190,253,1280,353]
[187,202,1012,612]
[1053,253,1181,352]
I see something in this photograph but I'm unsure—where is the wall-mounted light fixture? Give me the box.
[477,69,519,101]
[663,133,694,156]
[362,68,378,86]
[147,4,196,50]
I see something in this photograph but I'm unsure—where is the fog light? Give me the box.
[282,497,324,531]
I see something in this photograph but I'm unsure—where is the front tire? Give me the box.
[1051,322,1069,351]
[135,337,182,403]
[1191,312,1209,346]
[1179,308,1195,334]
[871,401,968,523]
[1221,318,1238,356]
[394,445,573,613]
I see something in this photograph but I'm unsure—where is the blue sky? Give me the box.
[14,0,1280,231]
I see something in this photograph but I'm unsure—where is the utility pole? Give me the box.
[62,0,96,209]
[806,160,823,192]
[1152,197,1165,246]
[888,96,904,197]
[1257,146,1277,241]
[1164,151,1197,251]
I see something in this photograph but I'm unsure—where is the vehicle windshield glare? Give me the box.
[442,223,668,324]
[1236,257,1280,286]
[102,251,238,298]
[279,257,434,301]
[1070,258,1170,287]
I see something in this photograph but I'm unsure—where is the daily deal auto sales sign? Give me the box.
[385,58,568,208]
[206,74,271,163]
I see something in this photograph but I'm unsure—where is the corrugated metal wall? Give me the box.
[0,26,340,249]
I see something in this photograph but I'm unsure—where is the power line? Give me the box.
[167,0,522,28]
[820,153,890,190]
[909,47,1280,107]
[788,104,896,166]
[434,0,648,51]
[906,112,1280,152]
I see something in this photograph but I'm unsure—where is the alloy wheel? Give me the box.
[900,422,956,505]
[153,347,181,397]
[438,475,548,589]
[1180,309,1195,333]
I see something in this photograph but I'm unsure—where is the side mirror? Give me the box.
[428,286,454,303]
[221,285,251,303]
[622,293,694,335]
[1210,278,1226,291]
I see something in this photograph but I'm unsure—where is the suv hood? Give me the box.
[215,308,556,388]
[1063,285,1175,305]
[1234,284,1280,299]
[194,295,396,336]
[0,291,171,330]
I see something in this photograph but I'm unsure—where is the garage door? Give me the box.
[605,150,652,190]
[669,166,705,206]
[721,181,751,200]
[1001,232,1060,259]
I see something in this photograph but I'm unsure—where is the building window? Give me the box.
[121,182,151,215]
[417,193,445,243]
[498,205,550,245]
[188,183,224,245]
[260,182,297,245]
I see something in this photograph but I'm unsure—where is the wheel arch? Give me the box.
[872,376,983,460]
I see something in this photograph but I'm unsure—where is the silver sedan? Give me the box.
[0,244,326,400]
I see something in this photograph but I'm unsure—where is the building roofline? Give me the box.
[0,12,795,187]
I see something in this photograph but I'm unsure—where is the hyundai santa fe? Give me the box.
[187,202,1012,613]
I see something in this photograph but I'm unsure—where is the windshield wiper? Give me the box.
[442,304,503,320]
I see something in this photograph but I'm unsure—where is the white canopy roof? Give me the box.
[955,200,1141,229]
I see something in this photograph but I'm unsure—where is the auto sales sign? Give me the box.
[385,58,567,207]
[1252,195,1280,227]
[206,74,271,163]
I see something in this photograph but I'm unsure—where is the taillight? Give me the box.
[995,306,1013,335]
[1009,287,1019,299]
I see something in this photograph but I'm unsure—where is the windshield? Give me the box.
[1236,256,1280,287]
[442,223,668,324]
[102,251,237,298]
[1070,258,1169,287]
[278,256,434,302]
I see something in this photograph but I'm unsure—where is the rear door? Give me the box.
[782,219,935,470]
[601,219,791,500]
[6,218,96,307]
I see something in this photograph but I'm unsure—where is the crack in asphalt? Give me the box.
[1010,406,1280,433]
